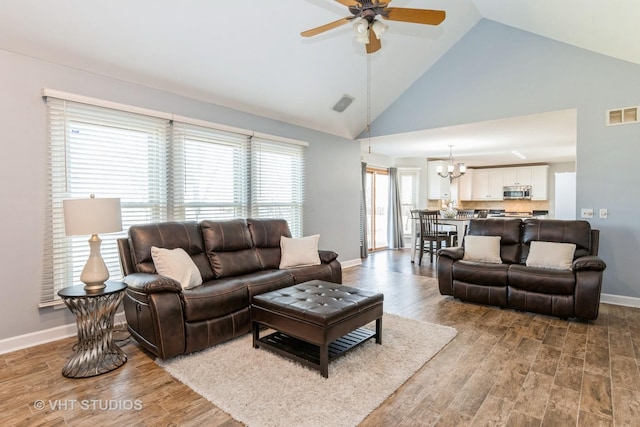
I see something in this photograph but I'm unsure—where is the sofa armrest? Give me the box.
[123,273,182,294]
[318,250,338,264]
[573,255,607,271]
[438,247,465,261]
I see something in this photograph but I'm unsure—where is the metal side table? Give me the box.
[57,281,128,378]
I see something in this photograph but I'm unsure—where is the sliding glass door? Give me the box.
[365,167,389,251]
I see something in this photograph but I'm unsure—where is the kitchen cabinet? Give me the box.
[457,169,473,201]
[471,168,504,200]
[427,160,451,200]
[531,165,549,200]
[503,166,532,186]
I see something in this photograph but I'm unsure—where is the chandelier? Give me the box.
[436,145,466,182]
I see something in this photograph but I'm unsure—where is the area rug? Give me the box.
[157,313,457,427]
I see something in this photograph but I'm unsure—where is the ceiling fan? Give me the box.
[301,0,446,54]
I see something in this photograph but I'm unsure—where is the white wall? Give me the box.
[0,49,361,342]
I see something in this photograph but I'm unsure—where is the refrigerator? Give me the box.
[554,172,576,219]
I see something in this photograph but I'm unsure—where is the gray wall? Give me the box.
[0,49,361,341]
[371,19,640,299]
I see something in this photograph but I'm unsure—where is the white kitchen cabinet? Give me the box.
[471,168,504,200]
[427,160,452,200]
[503,166,532,186]
[457,169,473,201]
[531,165,549,200]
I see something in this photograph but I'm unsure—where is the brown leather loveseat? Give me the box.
[117,218,341,358]
[437,218,606,320]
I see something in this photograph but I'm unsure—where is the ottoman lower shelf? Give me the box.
[254,327,377,375]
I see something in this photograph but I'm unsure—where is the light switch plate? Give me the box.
[599,208,608,219]
[581,208,594,218]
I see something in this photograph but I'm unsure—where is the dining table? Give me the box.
[410,211,473,263]
[437,216,471,246]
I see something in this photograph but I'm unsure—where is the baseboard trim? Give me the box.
[340,258,363,269]
[0,312,127,355]
[5,290,633,354]
[601,293,640,308]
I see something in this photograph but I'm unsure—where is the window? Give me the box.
[171,122,250,220]
[250,136,305,234]
[41,93,306,306]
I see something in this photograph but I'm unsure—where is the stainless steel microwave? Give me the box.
[503,185,532,200]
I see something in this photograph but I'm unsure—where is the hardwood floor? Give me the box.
[3,249,640,426]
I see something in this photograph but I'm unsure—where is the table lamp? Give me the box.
[63,194,122,291]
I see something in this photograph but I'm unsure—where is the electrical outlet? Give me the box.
[581,208,594,218]
[600,208,608,219]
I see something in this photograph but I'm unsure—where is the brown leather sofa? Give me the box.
[437,218,606,320]
[117,218,341,358]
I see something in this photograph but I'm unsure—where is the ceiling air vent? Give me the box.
[607,106,638,126]
[332,95,355,113]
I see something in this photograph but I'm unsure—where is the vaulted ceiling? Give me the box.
[1,1,638,163]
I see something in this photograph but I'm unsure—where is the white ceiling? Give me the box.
[1,0,638,165]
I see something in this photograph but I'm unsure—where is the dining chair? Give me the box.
[417,210,450,265]
[444,209,474,246]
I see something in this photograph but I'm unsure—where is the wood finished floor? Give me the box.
[2,249,640,426]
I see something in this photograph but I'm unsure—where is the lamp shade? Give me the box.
[63,196,122,236]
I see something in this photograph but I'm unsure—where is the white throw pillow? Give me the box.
[151,246,203,289]
[526,241,576,270]
[462,235,502,263]
[279,235,321,269]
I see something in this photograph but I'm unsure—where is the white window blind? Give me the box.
[250,136,306,237]
[42,93,308,306]
[42,97,168,306]
[171,122,250,220]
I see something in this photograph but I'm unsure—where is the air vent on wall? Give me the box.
[607,106,638,126]
[332,95,355,113]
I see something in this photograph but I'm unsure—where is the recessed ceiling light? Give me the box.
[512,150,526,159]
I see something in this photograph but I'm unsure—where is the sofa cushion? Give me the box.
[509,264,576,295]
[526,241,576,270]
[247,218,291,269]
[200,219,262,278]
[151,246,203,289]
[128,221,215,282]
[462,235,502,263]
[287,263,336,284]
[452,260,509,287]
[181,279,249,322]
[280,235,321,269]
[466,218,522,264]
[241,269,295,299]
[521,219,591,262]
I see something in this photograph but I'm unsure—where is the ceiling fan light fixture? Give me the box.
[371,20,388,39]
[353,18,370,43]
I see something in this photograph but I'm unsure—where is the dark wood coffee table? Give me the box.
[251,280,383,378]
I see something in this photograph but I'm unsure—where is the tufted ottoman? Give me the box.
[251,279,383,378]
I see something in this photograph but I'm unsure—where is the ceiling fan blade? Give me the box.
[384,8,446,25]
[366,31,382,54]
[334,0,360,6]
[301,17,351,37]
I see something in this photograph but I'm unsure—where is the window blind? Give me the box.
[171,122,250,220]
[250,136,306,237]
[42,93,308,306]
[41,97,168,306]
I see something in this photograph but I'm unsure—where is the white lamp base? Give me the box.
[80,234,109,291]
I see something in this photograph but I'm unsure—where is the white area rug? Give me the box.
[157,313,457,427]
